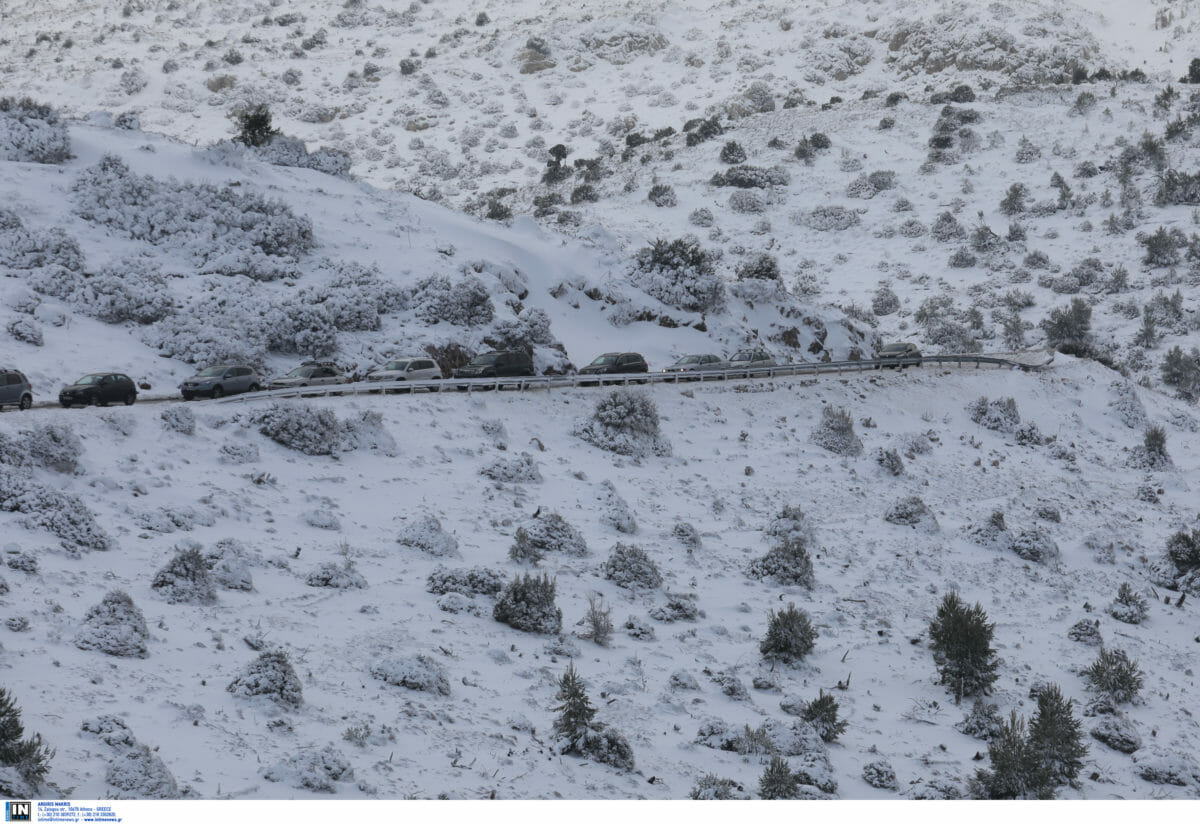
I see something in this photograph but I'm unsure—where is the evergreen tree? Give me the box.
[801,690,848,743]
[971,711,1055,799]
[0,688,54,788]
[929,592,999,702]
[1040,298,1092,353]
[553,662,596,749]
[760,603,818,664]
[1084,647,1143,703]
[758,755,799,799]
[234,104,279,148]
[1027,684,1087,787]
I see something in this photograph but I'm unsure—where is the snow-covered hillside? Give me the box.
[2,0,1200,804]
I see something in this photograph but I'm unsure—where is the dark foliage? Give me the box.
[929,592,999,702]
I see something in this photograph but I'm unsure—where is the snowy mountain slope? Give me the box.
[1,356,1198,799]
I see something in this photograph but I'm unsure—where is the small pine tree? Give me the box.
[0,688,54,788]
[1134,308,1157,349]
[760,603,818,664]
[508,527,543,564]
[1027,683,1087,787]
[971,711,1056,799]
[999,183,1028,215]
[929,592,999,702]
[1084,647,1143,703]
[1143,424,1169,465]
[758,755,799,799]
[1040,298,1092,353]
[234,103,279,148]
[553,662,596,750]
[801,690,848,742]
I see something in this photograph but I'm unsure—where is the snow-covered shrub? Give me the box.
[810,405,862,456]
[21,421,82,473]
[0,472,111,552]
[160,406,195,436]
[862,760,899,790]
[799,205,859,231]
[73,258,173,325]
[649,593,701,622]
[105,742,179,799]
[689,207,714,227]
[396,515,459,557]
[520,512,587,557]
[599,480,638,534]
[1091,715,1141,753]
[426,566,505,596]
[967,396,1020,433]
[484,308,555,356]
[1068,619,1102,645]
[369,654,450,696]
[218,440,259,464]
[410,274,494,326]
[6,317,42,346]
[305,561,366,590]
[1129,424,1171,470]
[493,573,561,634]
[690,774,748,800]
[875,447,904,476]
[601,543,662,590]
[71,155,314,281]
[304,509,341,531]
[1132,750,1198,786]
[760,603,817,664]
[1010,528,1059,563]
[263,745,352,792]
[930,211,966,242]
[1084,648,1143,704]
[956,699,1004,740]
[4,549,35,574]
[480,452,542,483]
[884,496,938,531]
[250,135,352,177]
[0,211,85,299]
[728,189,766,214]
[648,183,677,207]
[253,403,343,456]
[578,726,635,771]
[748,535,815,588]
[629,237,725,313]
[0,97,70,163]
[673,521,701,548]
[151,544,216,604]
[735,252,780,281]
[203,538,254,591]
[574,388,671,457]
[1108,583,1148,624]
[74,590,148,658]
[712,165,790,188]
[624,614,655,640]
[227,650,303,707]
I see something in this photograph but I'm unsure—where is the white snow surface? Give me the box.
[0,0,1199,802]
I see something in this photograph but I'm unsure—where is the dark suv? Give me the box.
[453,351,534,380]
[180,365,261,400]
[0,368,33,411]
[59,373,137,407]
[578,352,649,380]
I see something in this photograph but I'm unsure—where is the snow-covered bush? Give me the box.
[884,496,939,531]
[160,406,195,436]
[629,237,725,313]
[760,603,818,664]
[304,509,341,531]
[599,480,638,534]
[73,258,173,325]
[748,535,815,588]
[862,760,899,790]
[72,155,314,281]
[1084,648,1142,704]
[227,650,303,707]
[305,561,367,589]
[799,205,859,231]
[0,472,111,552]
[875,447,904,476]
[690,774,749,800]
[253,403,343,455]
[369,654,450,696]
[1010,527,1059,563]
[956,699,1004,740]
[649,593,700,622]
[648,183,677,207]
[249,135,352,177]
[426,566,505,596]
[1132,750,1198,786]
[930,211,966,242]
[519,512,587,557]
[967,396,1021,433]
[1068,619,1102,645]
[480,452,542,483]
[601,543,662,590]
[203,538,254,591]
[574,388,671,457]
[151,544,217,604]
[728,190,767,214]
[263,745,352,792]
[735,252,780,281]
[409,274,494,326]
[484,308,555,355]
[0,97,70,163]
[6,317,42,346]
[711,165,790,188]
[21,421,82,473]
[810,405,862,456]
[673,521,701,548]
[396,515,458,557]
[493,573,561,634]
[1091,715,1141,753]
[219,440,259,464]
[1108,583,1149,624]
[81,716,179,799]
[74,590,149,658]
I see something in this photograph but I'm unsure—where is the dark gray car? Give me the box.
[0,368,33,411]
[180,365,261,400]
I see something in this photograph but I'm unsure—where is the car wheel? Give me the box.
[60,401,71,409]
[182,391,195,401]
[124,392,136,406]
[211,385,225,399]
[88,394,100,407]
[19,395,31,411]
[248,383,260,392]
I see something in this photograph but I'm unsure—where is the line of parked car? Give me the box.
[0,344,923,411]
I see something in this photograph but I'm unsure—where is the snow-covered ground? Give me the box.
[2,0,1200,803]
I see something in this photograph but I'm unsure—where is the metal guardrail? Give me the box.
[213,350,1055,404]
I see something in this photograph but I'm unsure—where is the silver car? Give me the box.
[267,361,350,390]
[367,357,442,383]
[662,354,725,378]
[877,343,922,369]
[0,368,33,411]
[725,349,777,373]
[179,364,261,400]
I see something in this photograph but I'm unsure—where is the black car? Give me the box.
[59,373,138,408]
[877,343,922,369]
[452,351,535,380]
[578,352,649,379]
[0,368,33,411]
